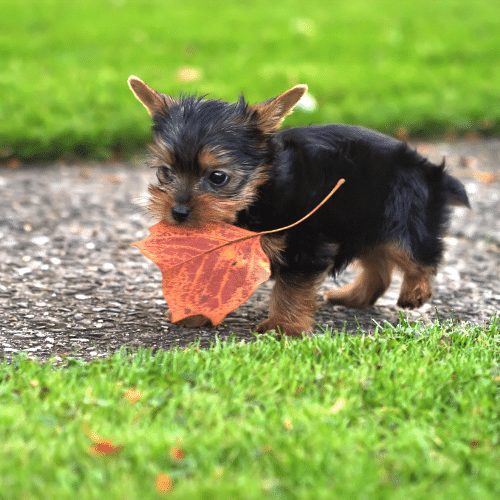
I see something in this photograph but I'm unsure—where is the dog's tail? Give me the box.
[443,172,470,208]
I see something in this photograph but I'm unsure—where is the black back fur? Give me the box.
[237,124,469,276]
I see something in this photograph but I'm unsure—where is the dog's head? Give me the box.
[128,76,307,226]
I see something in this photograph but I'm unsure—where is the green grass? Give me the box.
[1,0,499,161]
[0,319,498,499]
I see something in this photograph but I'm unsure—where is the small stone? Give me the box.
[31,236,50,246]
[100,262,115,273]
[75,294,90,300]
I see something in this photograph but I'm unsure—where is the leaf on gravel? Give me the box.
[472,170,498,184]
[123,387,143,404]
[155,472,174,493]
[459,155,498,183]
[133,179,345,325]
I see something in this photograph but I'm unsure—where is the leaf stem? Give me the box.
[258,178,345,236]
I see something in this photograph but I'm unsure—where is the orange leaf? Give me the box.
[169,446,185,460]
[84,425,123,456]
[155,472,174,493]
[134,222,271,325]
[89,440,123,456]
[123,387,143,404]
[133,179,345,325]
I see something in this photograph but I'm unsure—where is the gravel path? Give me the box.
[1,139,499,360]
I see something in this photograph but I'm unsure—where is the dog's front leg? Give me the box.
[256,271,324,336]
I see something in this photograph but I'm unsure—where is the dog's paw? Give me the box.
[256,318,312,337]
[397,288,432,309]
[173,314,211,328]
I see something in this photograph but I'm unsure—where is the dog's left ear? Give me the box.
[251,84,308,132]
[127,75,174,116]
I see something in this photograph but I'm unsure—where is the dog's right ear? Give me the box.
[127,75,174,116]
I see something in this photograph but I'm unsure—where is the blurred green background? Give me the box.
[1,0,499,161]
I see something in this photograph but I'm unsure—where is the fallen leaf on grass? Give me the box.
[394,127,409,141]
[123,387,143,404]
[176,66,202,82]
[329,397,347,414]
[133,179,345,325]
[469,439,480,449]
[155,472,174,493]
[213,466,225,479]
[169,446,185,460]
[84,425,123,456]
[283,417,293,431]
[89,440,123,456]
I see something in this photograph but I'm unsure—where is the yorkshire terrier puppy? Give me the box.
[128,75,469,336]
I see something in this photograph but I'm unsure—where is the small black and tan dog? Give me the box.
[128,76,469,336]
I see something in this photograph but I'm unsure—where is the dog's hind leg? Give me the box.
[325,246,394,308]
[381,244,435,309]
[396,263,434,309]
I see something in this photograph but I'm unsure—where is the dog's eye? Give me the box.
[208,171,229,187]
[157,166,173,184]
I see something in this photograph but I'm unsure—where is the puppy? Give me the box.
[128,76,469,336]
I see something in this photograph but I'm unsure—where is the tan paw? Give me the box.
[256,318,312,337]
[324,289,369,309]
[324,289,346,305]
[173,314,211,328]
[397,289,432,309]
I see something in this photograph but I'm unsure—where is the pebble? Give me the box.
[75,294,90,300]
[31,236,50,246]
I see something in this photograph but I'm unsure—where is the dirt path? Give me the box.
[1,139,499,359]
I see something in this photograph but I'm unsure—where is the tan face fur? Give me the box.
[128,76,307,226]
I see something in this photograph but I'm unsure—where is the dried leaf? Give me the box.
[89,440,123,456]
[329,397,347,414]
[459,155,498,183]
[472,170,498,184]
[123,387,143,404]
[176,66,202,82]
[169,446,185,460]
[283,417,293,431]
[133,179,345,325]
[394,127,409,141]
[85,425,123,456]
[7,158,21,169]
[155,472,174,493]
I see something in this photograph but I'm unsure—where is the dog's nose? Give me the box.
[171,205,191,222]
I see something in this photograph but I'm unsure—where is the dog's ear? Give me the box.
[251,84,308,132]
[127,75,174,116]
